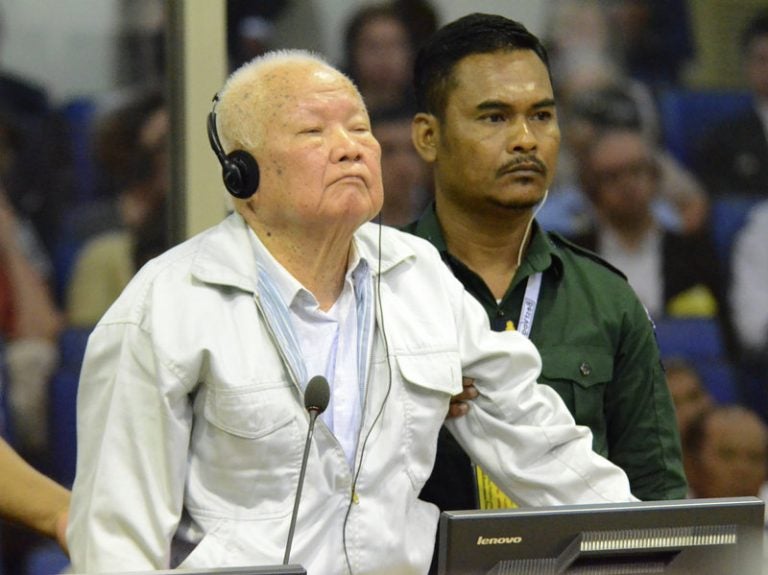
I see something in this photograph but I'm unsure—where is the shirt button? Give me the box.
[579,362,592,377]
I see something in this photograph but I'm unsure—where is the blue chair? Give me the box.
[654,317,742,404]
[658,89,751,169]
[60,97,98,205]
[653,317,726,362]
[48,327,92,488]
[696,360,739,404]
[24,544,69,575]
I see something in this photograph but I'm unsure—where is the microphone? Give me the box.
[284,375,331,564]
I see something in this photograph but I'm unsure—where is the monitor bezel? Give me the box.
[438,496,765,575]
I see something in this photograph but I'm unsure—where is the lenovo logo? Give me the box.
[476,535,523,545]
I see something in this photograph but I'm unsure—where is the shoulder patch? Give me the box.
[547,231,628,280]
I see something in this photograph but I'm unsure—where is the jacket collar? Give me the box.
[190,213,416,293]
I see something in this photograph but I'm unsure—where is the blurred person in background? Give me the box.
[542,0,707,238]
[694,10,768,197]
[540,88,708,237]
[602,0,694,92]
[226,0,291,72]
[0,187,64,575]
[342,2,416,115]
[65,89,169,329]
[370,107,432,227]
[0,189,62,457]
[684,405,767,503]
[570,126,736,357]
[544,0,659,137]
[662,356,714,444]
[391,0,439,53]
[0,6,71,260]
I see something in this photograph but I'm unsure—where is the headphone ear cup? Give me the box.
[222,150,260,199]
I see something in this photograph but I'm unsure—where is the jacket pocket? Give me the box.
[191,381,302,518]
[204,381,296,439]
[396,352,458,490]
[539,347,613,452]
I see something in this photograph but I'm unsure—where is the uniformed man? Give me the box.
[403,13,687,516]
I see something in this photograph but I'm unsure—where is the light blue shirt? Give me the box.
[247,229,373,468]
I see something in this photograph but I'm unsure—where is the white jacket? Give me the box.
[68,213,635,575]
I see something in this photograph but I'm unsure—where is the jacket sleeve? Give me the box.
[445,287,638,507]
[67,318,194,572]
[604,295,688,501]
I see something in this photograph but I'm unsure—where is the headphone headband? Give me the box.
[206,94,260,199]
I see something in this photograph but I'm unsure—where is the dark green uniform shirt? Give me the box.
[405,206,687,505]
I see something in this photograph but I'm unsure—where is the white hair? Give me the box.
[216,49,357,153]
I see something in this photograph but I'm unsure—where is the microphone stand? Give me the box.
[283,407,320,564]
[283,375,330,565]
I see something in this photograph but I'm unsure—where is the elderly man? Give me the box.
[67,50,634,575]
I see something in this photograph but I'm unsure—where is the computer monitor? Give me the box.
[438,496,765,575]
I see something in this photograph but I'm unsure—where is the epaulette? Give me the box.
[545,231,628,280]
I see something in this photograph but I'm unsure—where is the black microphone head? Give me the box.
[304,375,330,414]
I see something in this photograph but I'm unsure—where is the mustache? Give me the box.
[497,155,547,178]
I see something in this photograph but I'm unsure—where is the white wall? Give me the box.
[1,0,121,103]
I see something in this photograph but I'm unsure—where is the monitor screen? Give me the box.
[438,496,765,575]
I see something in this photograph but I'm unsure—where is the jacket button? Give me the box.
[579,362,591,377]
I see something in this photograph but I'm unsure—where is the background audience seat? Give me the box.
[48,327,91,488]
[653,317,739,404]
[658,89,752,169]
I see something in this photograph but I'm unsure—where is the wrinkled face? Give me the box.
[353,16,412,91]
[374,118,430,225]
[745,35,768,100]
[587,130,657,224]
[426,50,560,215]
[251,63,383,233]
[693,412,767,498]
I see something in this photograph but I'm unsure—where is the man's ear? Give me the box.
[411,112,439,163]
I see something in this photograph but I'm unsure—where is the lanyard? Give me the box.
[516,271,542,338]
[476,270,544,510]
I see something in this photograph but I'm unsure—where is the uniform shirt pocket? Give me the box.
[540,347,614,455]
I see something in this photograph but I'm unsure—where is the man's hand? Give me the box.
[446,377,478,419]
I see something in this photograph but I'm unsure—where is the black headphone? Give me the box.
[206,94,261,199]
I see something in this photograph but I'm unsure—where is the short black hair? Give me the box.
[413,13,550,118]
[741,9,768,55]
